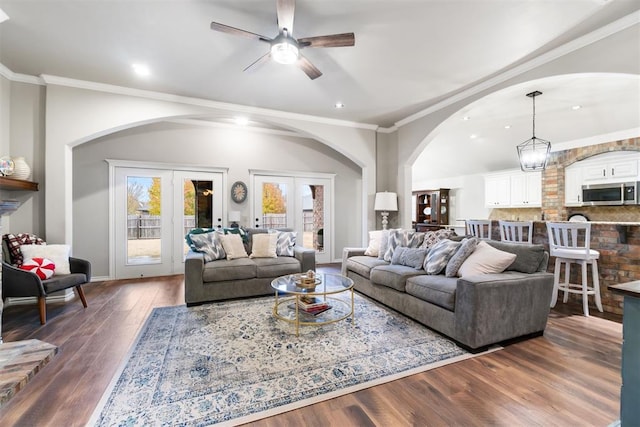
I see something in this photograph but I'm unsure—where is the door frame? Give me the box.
[250,169,335,264]
[107,159,228,279]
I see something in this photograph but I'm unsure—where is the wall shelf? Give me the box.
[0,176,38,191]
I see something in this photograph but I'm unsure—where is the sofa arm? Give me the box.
[184,250,205,304]
[341,247,367,276]
[70,257,92,282]
[454,272,554,349]
[2,262,46,298]
[294,246,316,272]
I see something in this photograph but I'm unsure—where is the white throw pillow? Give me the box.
[221,233,249,260]
[250,233,278,258]
[364,230,383,257]
[457,241,517,277]
[20,244,71,275]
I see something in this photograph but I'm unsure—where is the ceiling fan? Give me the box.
[210,0,355,80]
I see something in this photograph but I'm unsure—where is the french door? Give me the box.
[252,173,333,264]
[112,165,224,279]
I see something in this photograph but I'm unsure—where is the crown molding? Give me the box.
[0,63,42,85]
[394,10,640,128]
[377,126,398,134]
[38,74,379,131]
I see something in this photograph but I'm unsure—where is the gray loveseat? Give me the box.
[342,240,554,351]
[185,228,315,305]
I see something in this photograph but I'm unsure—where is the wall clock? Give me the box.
[231,181,248,203]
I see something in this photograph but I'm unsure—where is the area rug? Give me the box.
[90,294,492,426]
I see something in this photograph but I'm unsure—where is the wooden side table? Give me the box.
[609,281,640,427]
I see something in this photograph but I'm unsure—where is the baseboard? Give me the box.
[4,288,76,307]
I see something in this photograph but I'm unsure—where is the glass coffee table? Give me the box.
[271,273,355,336]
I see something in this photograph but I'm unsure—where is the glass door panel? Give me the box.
[252,176,294,229]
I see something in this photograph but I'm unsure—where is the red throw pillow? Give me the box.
[20,257,56,280]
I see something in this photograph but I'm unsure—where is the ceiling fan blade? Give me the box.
[297,55,322,80]
[210,21,271,42]
[298,33,355,48]
[243,52,272,73]
[276,0,295,34]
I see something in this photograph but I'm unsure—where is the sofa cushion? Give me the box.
[253,256,301,278]
[346,256,389,279]
[457,241,516,277]
[405,275,458,311]
[42,272,88,293]
[424,239,461,275]
[485,241,547,273]
[370,264,426,292]
[391,247,428,269]
[202,258,257,282]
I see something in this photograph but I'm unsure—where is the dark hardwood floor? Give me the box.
[0,265,622,426]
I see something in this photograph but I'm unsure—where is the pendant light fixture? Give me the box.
[517,90,551,171]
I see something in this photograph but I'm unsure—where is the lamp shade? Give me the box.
[374,192,398,212]
[228,211,241,222]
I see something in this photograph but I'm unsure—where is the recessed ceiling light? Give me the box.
[132,63,150,77]
[504,125,511,129]
[334,102,345,109]
[463,116,471,121]
[572,105,582,110]
[234,116,249,126]
[0,8,10,23]
[470,134,477,139]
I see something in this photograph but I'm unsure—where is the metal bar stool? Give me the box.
[466,219,492,240]
[546,222,603,316]
[499,220,533,244]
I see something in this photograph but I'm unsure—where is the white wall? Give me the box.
[73,121,362,276]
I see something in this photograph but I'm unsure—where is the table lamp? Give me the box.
[228,211,241,228]
[374,192,398,230]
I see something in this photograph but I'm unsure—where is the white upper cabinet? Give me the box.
[484,173,511,207]
[565,165,583,206]
[510,171,542,207]
[582,154,639,183]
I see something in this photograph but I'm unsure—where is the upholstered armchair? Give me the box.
[1,235,91,324]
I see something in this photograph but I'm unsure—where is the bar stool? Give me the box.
[499,220,533,244]
[466,219,492,240]
[546,222,603,316]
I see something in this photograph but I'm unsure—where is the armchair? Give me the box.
[2,238,91,324]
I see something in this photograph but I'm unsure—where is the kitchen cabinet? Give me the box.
[484,173,511,207]
[583,158,638,182]
[413,189,449,230]
[510,171,541,207]
[564,165,583,206]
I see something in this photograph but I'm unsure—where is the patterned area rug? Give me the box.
[90,294,485,426]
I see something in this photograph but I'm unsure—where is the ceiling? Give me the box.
[0,0,639,179]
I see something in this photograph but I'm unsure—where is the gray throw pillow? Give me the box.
[391,246,428,270]
[424,239,461,275]
[377,229,393,260]
[274,231,296,257]
[420,229,456,251]
[384,229,425,262]
[445,237,479,277]
[188,230,226,262]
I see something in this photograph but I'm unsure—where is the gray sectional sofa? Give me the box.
[185,228,316,305]
[342,240,554,351]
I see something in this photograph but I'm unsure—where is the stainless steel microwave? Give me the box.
[582,182,639,206]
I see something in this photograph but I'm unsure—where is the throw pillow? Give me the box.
[424,239,461,275]
[364,230,383,257]
[20,257,56,280]
[445,237,479,277]
[184,228,217,248]
[420,229,456,251]
[273,231,296,257]
[384,229,425,262]
[250,233,278,258]
[391,247,428,270]
[457,241,517,277]
[188,230,226,262]
[221,233,249,260]
[377,229,393,260]
[3,233,46,267]
[20,244,71,275]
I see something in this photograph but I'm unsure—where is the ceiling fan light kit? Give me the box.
[517,90,551,172]
[210,0,354,79]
